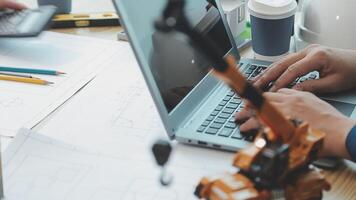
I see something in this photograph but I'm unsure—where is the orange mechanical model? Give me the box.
[154,0,331,199]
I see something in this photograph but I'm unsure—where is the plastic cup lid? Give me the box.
[248,0,297,20]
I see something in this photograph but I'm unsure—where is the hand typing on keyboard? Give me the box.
[236,89,355,160]
[236,44,356,162]
[252,44,356,93]
[0,0,26,10]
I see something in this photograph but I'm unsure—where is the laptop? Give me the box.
[113,0,356,151]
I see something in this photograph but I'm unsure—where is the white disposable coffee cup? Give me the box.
[248,0,297,62]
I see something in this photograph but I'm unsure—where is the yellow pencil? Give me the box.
[0,74,53,85]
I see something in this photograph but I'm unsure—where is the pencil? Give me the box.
[0,72,38,79]
[0,75,53,85]
[0,66,65,75]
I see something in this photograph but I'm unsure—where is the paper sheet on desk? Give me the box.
[37,47,163,160]
[0,32,129,136]
[3,129,234,200]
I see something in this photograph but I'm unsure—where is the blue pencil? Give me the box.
[0,66,65,75]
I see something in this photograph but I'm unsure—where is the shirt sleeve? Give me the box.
[346,125,356,162]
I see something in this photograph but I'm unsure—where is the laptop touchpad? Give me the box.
[324,99,355,117]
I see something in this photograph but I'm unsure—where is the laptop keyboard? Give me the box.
[196,63,318,142]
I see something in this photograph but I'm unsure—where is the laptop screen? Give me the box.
[118,0,234,113]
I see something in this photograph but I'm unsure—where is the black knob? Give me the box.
[152,139,172,167]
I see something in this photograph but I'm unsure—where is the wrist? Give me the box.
[325,117,355,159]
[335,118,355,159]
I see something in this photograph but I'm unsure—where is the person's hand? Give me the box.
[253,44,356,93]
[236,89,355,159]
[0,0,26,10]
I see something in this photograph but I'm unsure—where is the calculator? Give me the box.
[0,6,57,37]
